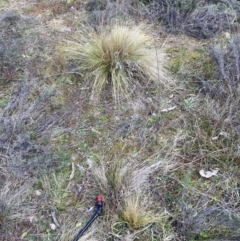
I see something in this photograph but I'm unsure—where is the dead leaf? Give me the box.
[219,131,230,139]
[211,136,219,141]
[160,106,176,113]
[29,216,36,223]
[76,222,82,227]
[212,131,230,141]
[68,162,75,180]
[199,169,219,178]
[21,231,28,238]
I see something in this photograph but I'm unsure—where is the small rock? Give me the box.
[225,32,231,39]
[35,190,42,196]
[50,223,57,230]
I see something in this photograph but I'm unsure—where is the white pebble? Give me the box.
[50,223,57,230]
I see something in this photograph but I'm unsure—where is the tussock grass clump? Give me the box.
[92,158,132,205]
[62,25,164,102]
[121,194,162,230]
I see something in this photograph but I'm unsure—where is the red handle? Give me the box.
[97,195,103,202]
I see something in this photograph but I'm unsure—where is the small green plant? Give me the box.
[62,25,163,102]
[0,95,9,108]
[182,97,196,111]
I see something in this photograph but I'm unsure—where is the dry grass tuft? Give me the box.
[61,24,168,102]
[92,158,132,205]
[121,193,163,230]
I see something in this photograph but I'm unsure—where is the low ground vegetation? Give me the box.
[143,0,240,39]
[1,0,240,241]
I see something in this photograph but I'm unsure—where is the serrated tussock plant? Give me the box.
[62,25,165,102]
[121,193,163,230]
